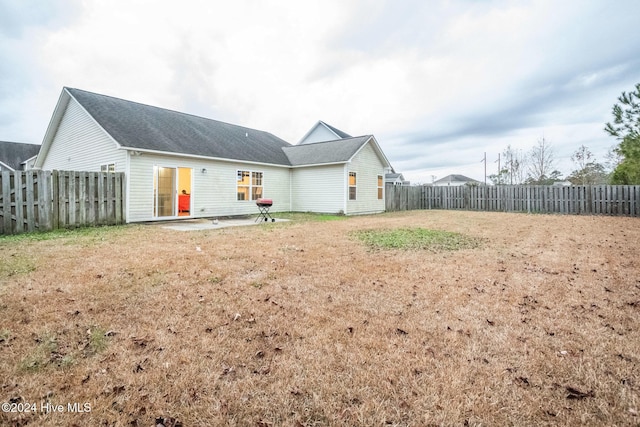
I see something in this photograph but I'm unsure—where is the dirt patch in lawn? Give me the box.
[1,210,639,426]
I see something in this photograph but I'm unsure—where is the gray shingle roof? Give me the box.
[320,121,351,139]
[67,88,293,165]
[434,174,480,184]
[283,136,371,166]
[0,141,41,170]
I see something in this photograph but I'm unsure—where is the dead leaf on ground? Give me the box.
[566,386,594,399]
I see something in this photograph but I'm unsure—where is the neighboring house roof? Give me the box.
[385,173,409,185]
[385,173,404,180]
[63,88,293,166]
[0,141,41,171]
[434,174,480,184]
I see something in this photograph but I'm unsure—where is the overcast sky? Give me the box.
[2,0,639,183]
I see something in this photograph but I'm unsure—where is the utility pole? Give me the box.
[495,153,501,184]
[481,152,487,185]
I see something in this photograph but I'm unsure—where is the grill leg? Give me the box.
[255,206,274,223]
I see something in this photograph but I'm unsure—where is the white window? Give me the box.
[237,170,263,201]
[101,163,115,172]
[348,172,357,200]
[377,175,383,199]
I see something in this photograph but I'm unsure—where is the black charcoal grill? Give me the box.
[255,198,275,222]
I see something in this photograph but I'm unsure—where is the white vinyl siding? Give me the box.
[39,98,126,172]
[290,164,345,214]
[345,142,386,215]
[127,153,291,222]
[299,125,339,144]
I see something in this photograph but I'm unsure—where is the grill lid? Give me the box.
[256,198,273,206]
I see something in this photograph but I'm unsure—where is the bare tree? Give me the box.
[570,145,593,185]
[503,145,526,184]
[526,137,558,184]
[571,145,592,170]
[568,145,607,185]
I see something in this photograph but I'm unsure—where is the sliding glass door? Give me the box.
[153,166,192,218]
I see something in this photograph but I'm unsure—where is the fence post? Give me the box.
[14,172,24,233]
[51,170,59,229]
[38,171,48,231]
[115,173,124,224]
[1,171,12,234]
[24,171,35,231]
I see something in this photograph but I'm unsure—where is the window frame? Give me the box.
[377,175,383,200]
[101,163,115,172]
[237,169,264,201]
[348,171,357,201]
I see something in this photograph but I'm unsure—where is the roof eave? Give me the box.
[288,160,348,168]
[66,88,124,151]
[34,89,70,169]
[347,135,392,169]
[296,120,323,145]
[121,146,292,168]
[21,155,38,165]
[0,160,15,171]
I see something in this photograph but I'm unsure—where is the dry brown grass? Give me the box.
[0,210,639,426]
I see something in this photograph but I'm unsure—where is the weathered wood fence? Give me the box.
[386,184,640,217]
[0,170,125,235]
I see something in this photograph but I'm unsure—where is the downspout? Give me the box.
[125,149,131,223]
[289,168,292,212]
[343,163,348,215]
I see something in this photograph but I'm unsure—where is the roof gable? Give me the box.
[0,141,41,170]
[321,121,351,139]
[284,136,370,166]
[386,173,404,180]
[283,135,391,169]
[298,120,352,144]
[66,88,293,165]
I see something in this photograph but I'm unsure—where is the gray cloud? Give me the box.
[1,0,639,183]
[0,0,78,37]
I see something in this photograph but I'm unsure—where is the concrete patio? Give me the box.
[160,216,290,231]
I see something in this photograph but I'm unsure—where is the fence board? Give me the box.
[386,184,640,217]
[25,172,36,231]
[14,172,24,233]
[78,172,86,226]
[115,173,123,224]
[69,171,77,227]
[0,170,125,235]
[1,171,12,234]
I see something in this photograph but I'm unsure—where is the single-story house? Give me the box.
[433,174,481,186]
[34,87,392,222]
[0,141,41,171]
[385,172,409,186]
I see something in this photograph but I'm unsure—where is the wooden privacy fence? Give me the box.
[0,170,125,235]
[386,184,640,217]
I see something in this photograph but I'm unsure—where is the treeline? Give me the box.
[489,82,640,186]
[488,139,616,186]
